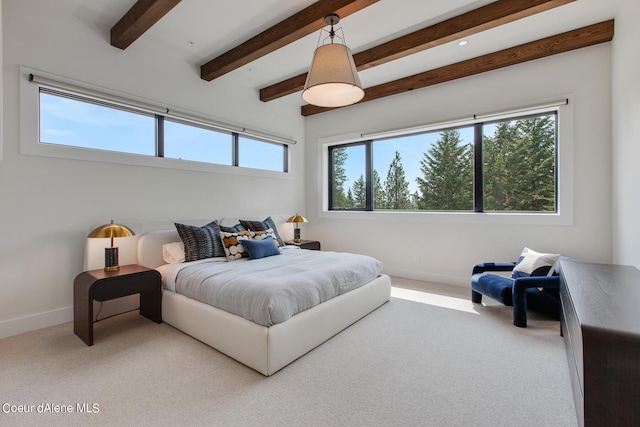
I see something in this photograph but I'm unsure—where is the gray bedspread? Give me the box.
[161,249,382,326]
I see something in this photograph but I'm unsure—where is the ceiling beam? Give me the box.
[200,0,380,82]
[301,20,614,116]
[111,0,182,50]
[260,0,576,102]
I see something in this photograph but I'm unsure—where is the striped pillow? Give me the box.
[239,217,284,246]
[175,221,225,262]
[220,223,246,233]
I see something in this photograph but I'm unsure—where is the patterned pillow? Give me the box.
[174,221,225,262]
[220,223,246,233]
[512,247,560,278]
[239,217,284,246]
[220,230,252,261]
[251,228,280,247]
[243,237,280,260]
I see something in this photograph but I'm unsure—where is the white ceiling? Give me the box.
[85,0,622,107]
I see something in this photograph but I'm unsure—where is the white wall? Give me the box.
[612,0,640,269]
[0,0,305,337]
[305,44,613,286]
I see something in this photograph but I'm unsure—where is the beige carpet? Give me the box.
[0,279,577,427]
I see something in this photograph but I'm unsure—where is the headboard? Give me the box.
[134,214,293,269]
[137,229,180,268]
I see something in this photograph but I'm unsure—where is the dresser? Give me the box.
[559,261,640,427]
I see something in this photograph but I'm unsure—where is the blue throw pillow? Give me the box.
[243,237,280,260]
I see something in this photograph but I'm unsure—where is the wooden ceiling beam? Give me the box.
[301,20,614,116]
[111,0,182,50]
[200,0,379,82]
[260,0,576,102]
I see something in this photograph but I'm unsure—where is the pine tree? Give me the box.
[351,174,366,208]
[346,188,354,207]
[416,129,473,210]
[383,151,411,209]
[483,122,519,210]
[373,169,385,209]
[483,117,555,211]
[331,147,352,208]
[515,116,556,211]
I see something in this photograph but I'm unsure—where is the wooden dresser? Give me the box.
[559,261,640,427]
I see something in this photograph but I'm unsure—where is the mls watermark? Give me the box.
[2,402,100,414]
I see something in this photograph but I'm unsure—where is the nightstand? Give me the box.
[285,240,321,251]
[73,264,162,346]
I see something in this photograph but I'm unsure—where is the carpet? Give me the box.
[0,283,577,427]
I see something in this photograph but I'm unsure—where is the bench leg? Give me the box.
[471,290,483,303]
[512,282,528,328]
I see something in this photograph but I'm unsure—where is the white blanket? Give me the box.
[157,249,382,326]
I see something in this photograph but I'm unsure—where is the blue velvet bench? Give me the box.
[470,262,561,328]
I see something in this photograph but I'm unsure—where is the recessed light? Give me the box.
[458,40,468,46]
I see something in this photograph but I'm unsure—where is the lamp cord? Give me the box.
[95,301,104,321]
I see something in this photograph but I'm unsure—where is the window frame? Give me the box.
[20,67,293,179]
[319,100,573,226]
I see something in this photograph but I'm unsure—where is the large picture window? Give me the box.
[328,111,557,213]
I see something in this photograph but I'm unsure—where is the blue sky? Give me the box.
[39,92,284,172]
[343,127,476,195]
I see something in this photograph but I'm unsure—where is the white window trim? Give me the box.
[317,96,574,226]
[19,66,294,179]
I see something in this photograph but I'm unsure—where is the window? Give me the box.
[238,136,287,172]
[330,143,367,209]
[328,111,557,213]
[27,72,293,174]
[164,119,232,165]
[40,90,156,156]
[482,115,557,212]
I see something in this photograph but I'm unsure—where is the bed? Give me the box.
[136,219,391,376]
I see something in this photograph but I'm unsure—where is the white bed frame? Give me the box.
[137,228,391,376]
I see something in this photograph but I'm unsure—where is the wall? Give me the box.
[0,0,305,337]
[305,44,613,286]
[612,0,640,269]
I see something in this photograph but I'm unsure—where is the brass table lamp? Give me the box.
[287,214,308,243]
[88,220,135,271]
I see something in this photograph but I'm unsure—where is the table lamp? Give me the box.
[287,214,308,243]
[88,220,135,271]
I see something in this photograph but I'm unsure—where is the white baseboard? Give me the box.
[0,306,73,339]
[0,295,139,340]
[383,268,468,288]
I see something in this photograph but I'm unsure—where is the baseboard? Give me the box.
[0,306,73,339]
[0,295,139,340]
[383,268,467,288]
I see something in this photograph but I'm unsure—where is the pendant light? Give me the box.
[302,14,364,108]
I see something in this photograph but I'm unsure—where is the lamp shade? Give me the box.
[302,43,364,108]
[287,214,308,224]
[88,220,135,240]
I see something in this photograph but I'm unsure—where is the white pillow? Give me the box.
[512,247,560,278]
[162,241,185,264]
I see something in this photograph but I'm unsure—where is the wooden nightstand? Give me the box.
[73,264,162,346]
[285,240,321,251]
